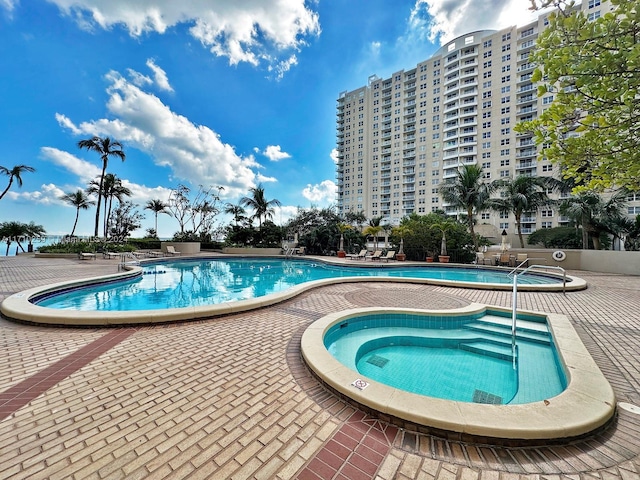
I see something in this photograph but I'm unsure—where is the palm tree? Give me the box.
[0,221,29,255]
[363,224,383,251]
[25,221,46,252]
[430,220,457,258]
[391,224,412,256]
[60,189,95,236]
[77,136,126,236]
[336,222,352,253]
[439,164,494,252]
[102,175,131,237]
[560,189,628,250]
[490,176,557,248]
[224,203,247,227]
[0,164,36,200]
[240,184,282,229]
[145,199,170,235]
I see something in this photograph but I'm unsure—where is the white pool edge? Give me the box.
[0,256,587,327]
[300,304,616,441]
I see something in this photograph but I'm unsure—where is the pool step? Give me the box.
[466,316,551,345]
[460,340,516,362]
[478,315,549,334]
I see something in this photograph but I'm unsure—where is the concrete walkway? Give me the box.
[0,254,639,479]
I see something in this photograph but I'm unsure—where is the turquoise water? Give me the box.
[34,257,563,312]
[325,312,567,405]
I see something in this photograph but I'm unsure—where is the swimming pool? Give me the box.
[301,304,615,442]
[324,310,566,405]
[1,256,586,326]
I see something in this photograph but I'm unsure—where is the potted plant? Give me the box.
[336,223,352,258]
[430,220,456,263]
[391,225,411,261]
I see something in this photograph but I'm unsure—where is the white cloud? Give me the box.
[262,145,291,162]
[256,173,278,183]
[46,0,320,73]
[409,0,544,44]
[54,113,82,135]
[268,54,298,81]
[127,68,152,88]
[330,148,339,164]
[41,146,101,182]
[146,58,173,92]
[302,180,337,204]
[274,204,299,225]
[7,183,66,205]
[57,70,260,199]
[0,0,17,13]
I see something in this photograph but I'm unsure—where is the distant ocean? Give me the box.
[0,235,63,257]
[0,235,171,256]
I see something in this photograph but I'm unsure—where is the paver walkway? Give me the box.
[0,254,639,479]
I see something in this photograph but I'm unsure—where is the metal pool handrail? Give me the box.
[508,263,567,294]
[508,263,567,369]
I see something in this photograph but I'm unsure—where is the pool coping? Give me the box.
[300,303,616,442]
[0,256,587,327]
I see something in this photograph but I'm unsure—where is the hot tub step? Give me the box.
[466,322,550,345]
[460,340,516,362]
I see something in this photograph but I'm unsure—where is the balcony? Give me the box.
[516,150,537,159]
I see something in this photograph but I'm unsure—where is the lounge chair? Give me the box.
[497,252,512,267]
[515,253,528,267]
[165,245,181,256]
[79,252,96,260]
[103,251,121,259]
[475,252,492,265]
[132,251,148,259]
[347,249,368,260]
[148,250,164,257]
[381,250,396,262]
[367,250,383,261]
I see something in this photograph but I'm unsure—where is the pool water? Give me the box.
[324,311,567,405]
[34,258,564,311]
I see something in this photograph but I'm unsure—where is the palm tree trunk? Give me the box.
[155,213,158,234]
[515,213,525,248]
[94,162,107,237]
[468,207,478,251]
[71,209,80,236]
[0,178,13,200]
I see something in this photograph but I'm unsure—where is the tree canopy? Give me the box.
[516,0,640,191]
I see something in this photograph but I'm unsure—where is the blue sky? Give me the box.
[0,0,538,239]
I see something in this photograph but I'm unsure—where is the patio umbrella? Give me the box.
[501,229,509,252]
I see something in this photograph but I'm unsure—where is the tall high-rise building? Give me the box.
[335,0,638,237]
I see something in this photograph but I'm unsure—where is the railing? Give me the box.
[118,252,141,271]
[506,263,567,365]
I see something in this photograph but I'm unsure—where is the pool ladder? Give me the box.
[506,263,567,367]
[118,252,141,271]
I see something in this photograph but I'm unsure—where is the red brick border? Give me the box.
[0,328,135,421]
[296,410,398,480]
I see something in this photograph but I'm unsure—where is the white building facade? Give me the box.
[335,0,638,238]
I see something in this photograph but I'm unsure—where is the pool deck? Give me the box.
[1,253,639,480]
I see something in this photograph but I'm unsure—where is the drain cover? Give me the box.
[366,355,389,368]
[473,389,503,405]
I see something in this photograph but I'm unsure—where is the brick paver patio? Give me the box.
[1,254,639,479]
